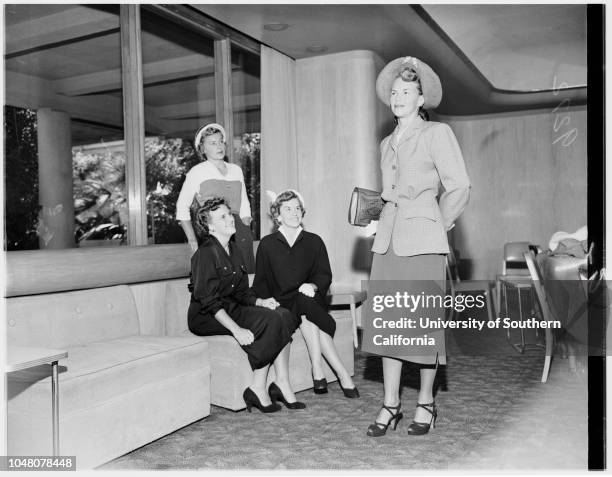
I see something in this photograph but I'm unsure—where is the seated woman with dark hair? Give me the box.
[253,190,358,398]
[188,197,305,412]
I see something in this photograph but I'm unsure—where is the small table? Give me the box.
[328,289,368,348]
[6,346,68,456]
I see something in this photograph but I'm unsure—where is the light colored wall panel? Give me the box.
[6,245,191,297]
[260,46,299,235]
[441,106,587,279]
[296,50,390,289]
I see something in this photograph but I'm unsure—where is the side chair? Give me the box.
[495,242,539,352]
[523,250,555,383]
[446,248,495,323]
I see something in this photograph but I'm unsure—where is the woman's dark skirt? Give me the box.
[189,304,300,370]
[280,293,336,338]
[369,249,446,365]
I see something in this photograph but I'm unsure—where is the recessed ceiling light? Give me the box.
[264,23,289,31]
[306,45,328,53]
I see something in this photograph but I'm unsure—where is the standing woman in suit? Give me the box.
[176,123,256,272]
[366,57,470,437]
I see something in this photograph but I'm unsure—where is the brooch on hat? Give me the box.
[402,57,419,68]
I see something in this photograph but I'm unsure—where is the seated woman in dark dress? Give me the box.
[188,197,305,412]
[253,190,359,398]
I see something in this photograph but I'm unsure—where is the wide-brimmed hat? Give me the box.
[194,123,226,149]
[376,56,442,109]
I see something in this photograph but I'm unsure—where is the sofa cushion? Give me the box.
[7,335,209,415]
[7,285,140,348]
[197,311,355,410]
[164,278,192,336]
[8,336,210,468]
[163,277,355,410]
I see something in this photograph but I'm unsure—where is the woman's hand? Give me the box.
[298,283,317,297]
[256,297,279,309]
[232,327,255,346]
[241,216,252,226]
[363,220,378,237]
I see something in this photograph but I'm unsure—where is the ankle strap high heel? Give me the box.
[366,403,403,437]
[407,401,437,435]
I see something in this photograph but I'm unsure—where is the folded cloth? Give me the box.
[548,225,587,251]
[552,238,588,258]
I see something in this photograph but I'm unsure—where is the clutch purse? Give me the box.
[348,187,383,227]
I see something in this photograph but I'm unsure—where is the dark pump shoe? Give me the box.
[268,382,306,410]
[243,387,281,413]
[339,382,360,399]
[407,402,437,435]
[313,378,328,394]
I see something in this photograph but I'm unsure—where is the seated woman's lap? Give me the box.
[236,306,300,340]
[292,293,336,338]
[190,306,300,370]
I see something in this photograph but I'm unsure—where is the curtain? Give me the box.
[260,45,298,236]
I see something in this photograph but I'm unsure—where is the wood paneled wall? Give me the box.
[441,106,587,279]
[292,50,586,283]
[295,50,390,288]
[5,244,191,297]
[260,46,299,235]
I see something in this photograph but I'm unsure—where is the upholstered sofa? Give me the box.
[6,283,211,469]
[5,244,356,468]
[164,277,355,410]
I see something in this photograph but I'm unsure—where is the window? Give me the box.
[140,9,215,244]
[4,4,125,250]
[231,46,261,239]
[4,4,261,250]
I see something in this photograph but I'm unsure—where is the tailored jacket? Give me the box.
[371,118,471,256]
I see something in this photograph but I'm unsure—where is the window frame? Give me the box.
[123,5,261,245]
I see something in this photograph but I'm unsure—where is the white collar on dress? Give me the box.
[278,225,303,247]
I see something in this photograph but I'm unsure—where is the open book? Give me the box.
[348,187,383,227]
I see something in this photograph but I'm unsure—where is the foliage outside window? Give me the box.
[4,6,262,250]
[235,133,260,240]
[4,106,39,251]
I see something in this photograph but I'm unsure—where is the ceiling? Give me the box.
[196,3,588,113]
[4,4,589,146]
[4,4,260,145]
[422,4,586,91]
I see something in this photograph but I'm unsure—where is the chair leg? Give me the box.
[541,327,553,383]
[517,288,526,352]
[495,280,502,319]
[530,286,540,339]
[349,300,358,349]
[503,283,511,341]
[485,288,495,322]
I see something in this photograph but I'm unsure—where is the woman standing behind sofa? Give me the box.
[365,57,470,437]
[188,196,305,412]
[176,123,255,271]
[253,190,359,399]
